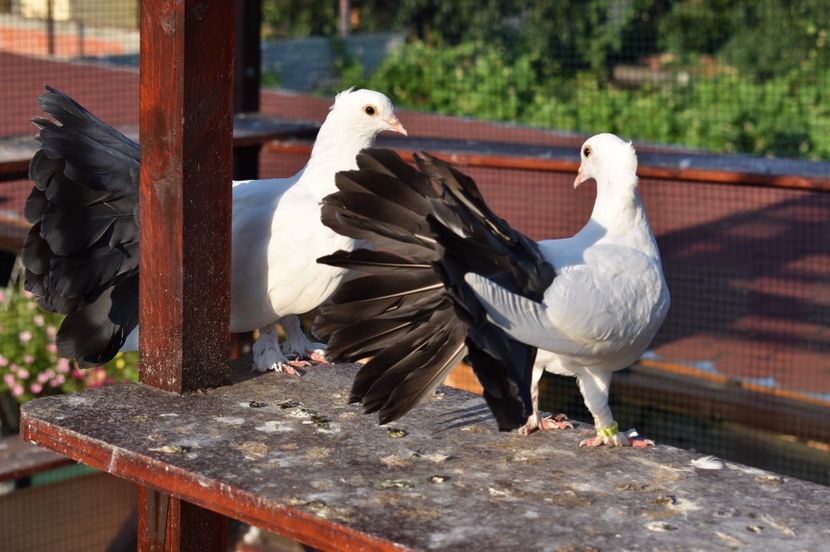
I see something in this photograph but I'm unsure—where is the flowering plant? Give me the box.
[0,265,138,405]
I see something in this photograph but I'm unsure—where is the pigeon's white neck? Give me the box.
[585,167,660,258]
[300,117,378,200]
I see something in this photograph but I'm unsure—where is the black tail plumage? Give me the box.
[315,148,556,430]
[22,86,140,367]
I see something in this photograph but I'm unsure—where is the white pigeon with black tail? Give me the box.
[22,86,406,373]
[315,134,669,448]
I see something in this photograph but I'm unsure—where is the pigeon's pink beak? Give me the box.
[573,166,590,189]
[385,116,408,136]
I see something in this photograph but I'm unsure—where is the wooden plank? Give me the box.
[0,434,72,482]
[20,361,830,551]
[0,116,318,183]
[266,136,830,191]
[139,0,234,393]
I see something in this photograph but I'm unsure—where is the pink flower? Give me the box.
[33,315,45,327]
[86,367,107,388]
[24,354,34,365]
[30,383,42,394]
[0,290,5,302]
[50,374,65,387]
[0,356,7,366]
[47,343,58,353]
[16,368,29,380]
[38,372,49,383]
[72,368,84,379]
[19,330,32,344]
[3,373,15,386]
[57,358,70,373]
[11,384,23,397]
[46,326,57,339]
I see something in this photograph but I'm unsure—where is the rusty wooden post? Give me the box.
[139,0,233,392]
[138,0,235,549]
[46,0,55,56]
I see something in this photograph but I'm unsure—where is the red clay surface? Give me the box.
[2,51,829,396]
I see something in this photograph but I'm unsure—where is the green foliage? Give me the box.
[262,0,338,38]
[0,270,138,405]
[361,41,830,160]
[660,0,830,80]
[264,1,828,159]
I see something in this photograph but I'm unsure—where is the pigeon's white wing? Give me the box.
[548,245,662,340]
[464,272,590,356]
[466,244,662,357]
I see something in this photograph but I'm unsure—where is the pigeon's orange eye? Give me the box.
[364,105,376,116]
[583,146,591,158]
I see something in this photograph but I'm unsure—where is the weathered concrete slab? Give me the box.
[21,361,830,550]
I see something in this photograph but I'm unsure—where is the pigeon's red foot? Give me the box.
[578,426,655,448]
[518,413,572,435]
[284,354,312,369]
[540,414,573,431]
[307,349,327,364]
[630,437,655,448]
[278,363,300,376]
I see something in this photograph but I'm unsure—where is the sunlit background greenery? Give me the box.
[263,0,829,160]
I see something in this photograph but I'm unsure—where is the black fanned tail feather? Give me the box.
[22,86,140,367]
[315,148,556,430]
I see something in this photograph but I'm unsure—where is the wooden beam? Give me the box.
[264,136,830,192]
[138,1,235,549]
[139,0,234,393]
[138,487,228,552]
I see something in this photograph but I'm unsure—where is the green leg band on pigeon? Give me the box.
[599,422,619,438]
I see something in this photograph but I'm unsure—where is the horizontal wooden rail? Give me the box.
[0,113,318,182]
[0,434,73,482]
[267,136,830,192]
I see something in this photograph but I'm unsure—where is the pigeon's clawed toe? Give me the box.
[279,315,327,364]
[284,353,312,368]
[252,331,299,375]
[518,413,572,436]
[579,425,654,449]
[307,348,328,364]
[540,414,573,431]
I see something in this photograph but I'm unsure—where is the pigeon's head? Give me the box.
[328,87,407,138]
[573,133,638,189]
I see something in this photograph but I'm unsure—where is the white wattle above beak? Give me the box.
[385,116,408,136]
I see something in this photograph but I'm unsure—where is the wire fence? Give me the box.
[0,4,827,536]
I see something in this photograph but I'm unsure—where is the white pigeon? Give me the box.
[21,86,407,373]
[466,134,670,445]
[314,133,669,448]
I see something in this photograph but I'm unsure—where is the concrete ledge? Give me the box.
[20,361,830,550]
